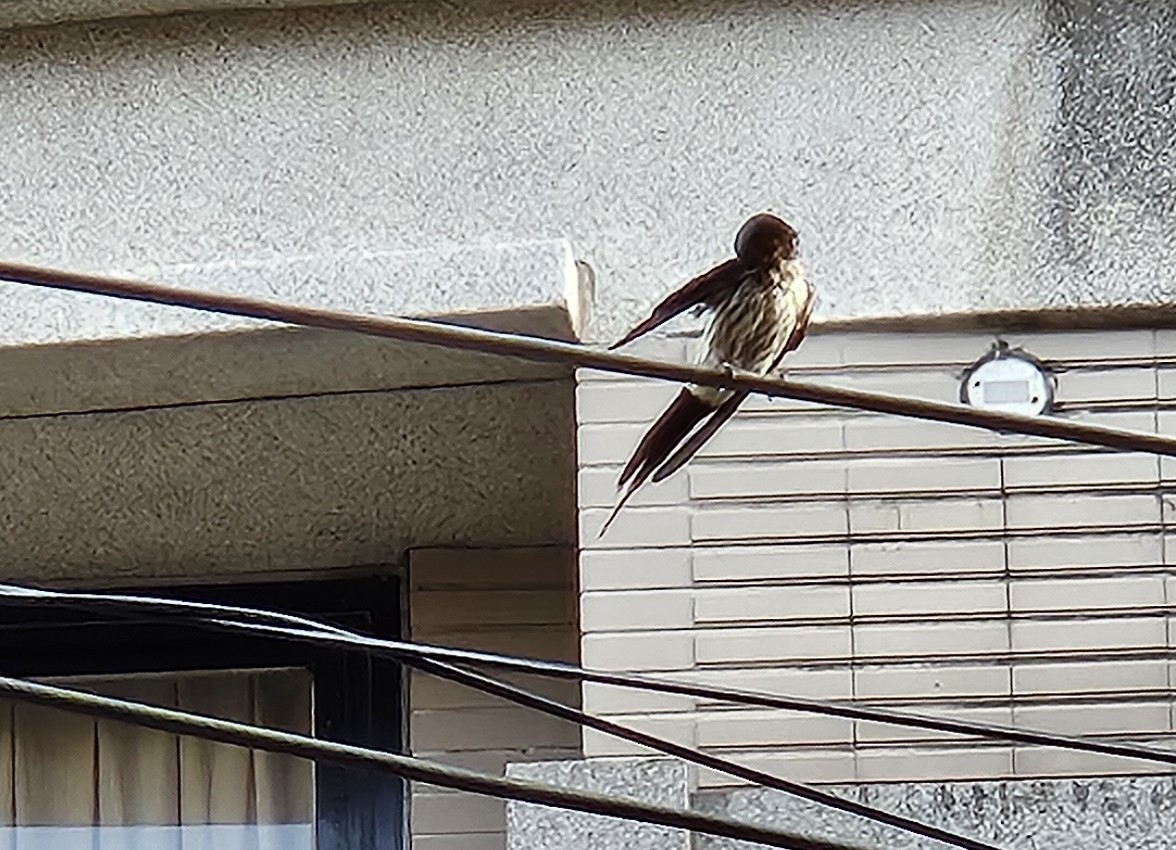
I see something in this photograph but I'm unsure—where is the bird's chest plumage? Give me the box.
[703,263,803,373]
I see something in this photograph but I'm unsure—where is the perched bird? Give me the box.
[599,213,816,536]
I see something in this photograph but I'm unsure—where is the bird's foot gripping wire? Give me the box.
[717,362,760,389]
[718,362,740,382]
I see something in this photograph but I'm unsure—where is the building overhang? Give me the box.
[0,239,592,417]
[0,241,590,585]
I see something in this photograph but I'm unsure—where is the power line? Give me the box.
[232,619,1176,767]
[412,656,1002,850]
[0,583,1003,849]
[3,583,1174,766]
[0,262,1161,846]
[2,260,1176,458]
[0,674,871,850]
[0,259,1161,846]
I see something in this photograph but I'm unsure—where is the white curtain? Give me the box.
[0,668,314,850]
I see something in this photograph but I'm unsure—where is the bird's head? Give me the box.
[734,213,798,266]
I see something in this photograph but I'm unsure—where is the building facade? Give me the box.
[561,321,1176,850]
[0,0,1173,848]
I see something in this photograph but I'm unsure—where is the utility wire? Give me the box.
[2,260,1176,458]
[411,655,1001,850]
[0,674,872,850]
[0,261,1161,846]
[2,583,1174,766]
[227,619,1176,767]
[0,583,999,848]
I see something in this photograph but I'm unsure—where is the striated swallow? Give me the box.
[600,213,816,536]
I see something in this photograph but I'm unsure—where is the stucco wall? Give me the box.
[0,1,1172,345]
[507,762,1176,850]
[695,777,1176,850]
[0,371,576,583]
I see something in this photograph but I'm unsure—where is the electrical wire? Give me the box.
[2,260,1176,458]
[0,583,1001,849]
[0,584,995,850]
[221,619,1176,767]
[2,582,1173,766]
[0,674,873,850]
[0,260,1164,847]
[411,655,1002,850]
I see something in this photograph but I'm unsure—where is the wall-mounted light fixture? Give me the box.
[960,341,1054,416]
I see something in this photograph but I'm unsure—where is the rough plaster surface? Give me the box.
[695,777,1176,850]
[0,238,584,346]
[0,1,1171,345]
[506,758,689,850]
[0,377,575,581]
[0,0,362,30]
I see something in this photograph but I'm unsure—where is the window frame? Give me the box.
[0,574,405,850]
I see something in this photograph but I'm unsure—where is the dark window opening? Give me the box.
[0,575,404,850]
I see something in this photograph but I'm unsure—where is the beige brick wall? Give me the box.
[578,327,1176,787]
[408,547,581,850]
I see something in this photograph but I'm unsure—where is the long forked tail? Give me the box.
[652,305,814,484]
[652,390,748,484]
[598,389,713,537]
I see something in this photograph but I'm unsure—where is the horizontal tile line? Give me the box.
[579,356,1176,382]
[696,486,1167,504]
[849,736,1173,752]
[579,445,1129,469]
[691,692,1176,710]
[688,523,1168,547]
[688,484,1164,504]
[580,409,1170,432]
[1055,400,1168,412]
[694,647,1176,670]
[584,525,1174,552]
[690,566,1173,587]
[686,608,1176,630]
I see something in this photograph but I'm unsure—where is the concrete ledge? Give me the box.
[815,302,1176,335]
[1,238,588,347]
[696,776,1176,850]
[0,0,368,31]
[506,758,689,850]
[0,239,592,417]
[504,759,1176,850]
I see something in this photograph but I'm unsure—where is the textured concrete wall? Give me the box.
[0,0,362,30]
[0,1,1172,345]
[506,759,688,850]
[505,761,1176,850]
[0,376,576,582]
[696,776,1176,850]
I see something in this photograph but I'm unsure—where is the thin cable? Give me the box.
[2,583,1173,766]
[233,619,1176,766]
[0,674,870,850]
[411,656,1001,850]
[0,579,999,849]
[0,582,357,638]
[3,260,1176,457]
[0,584,991,848]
